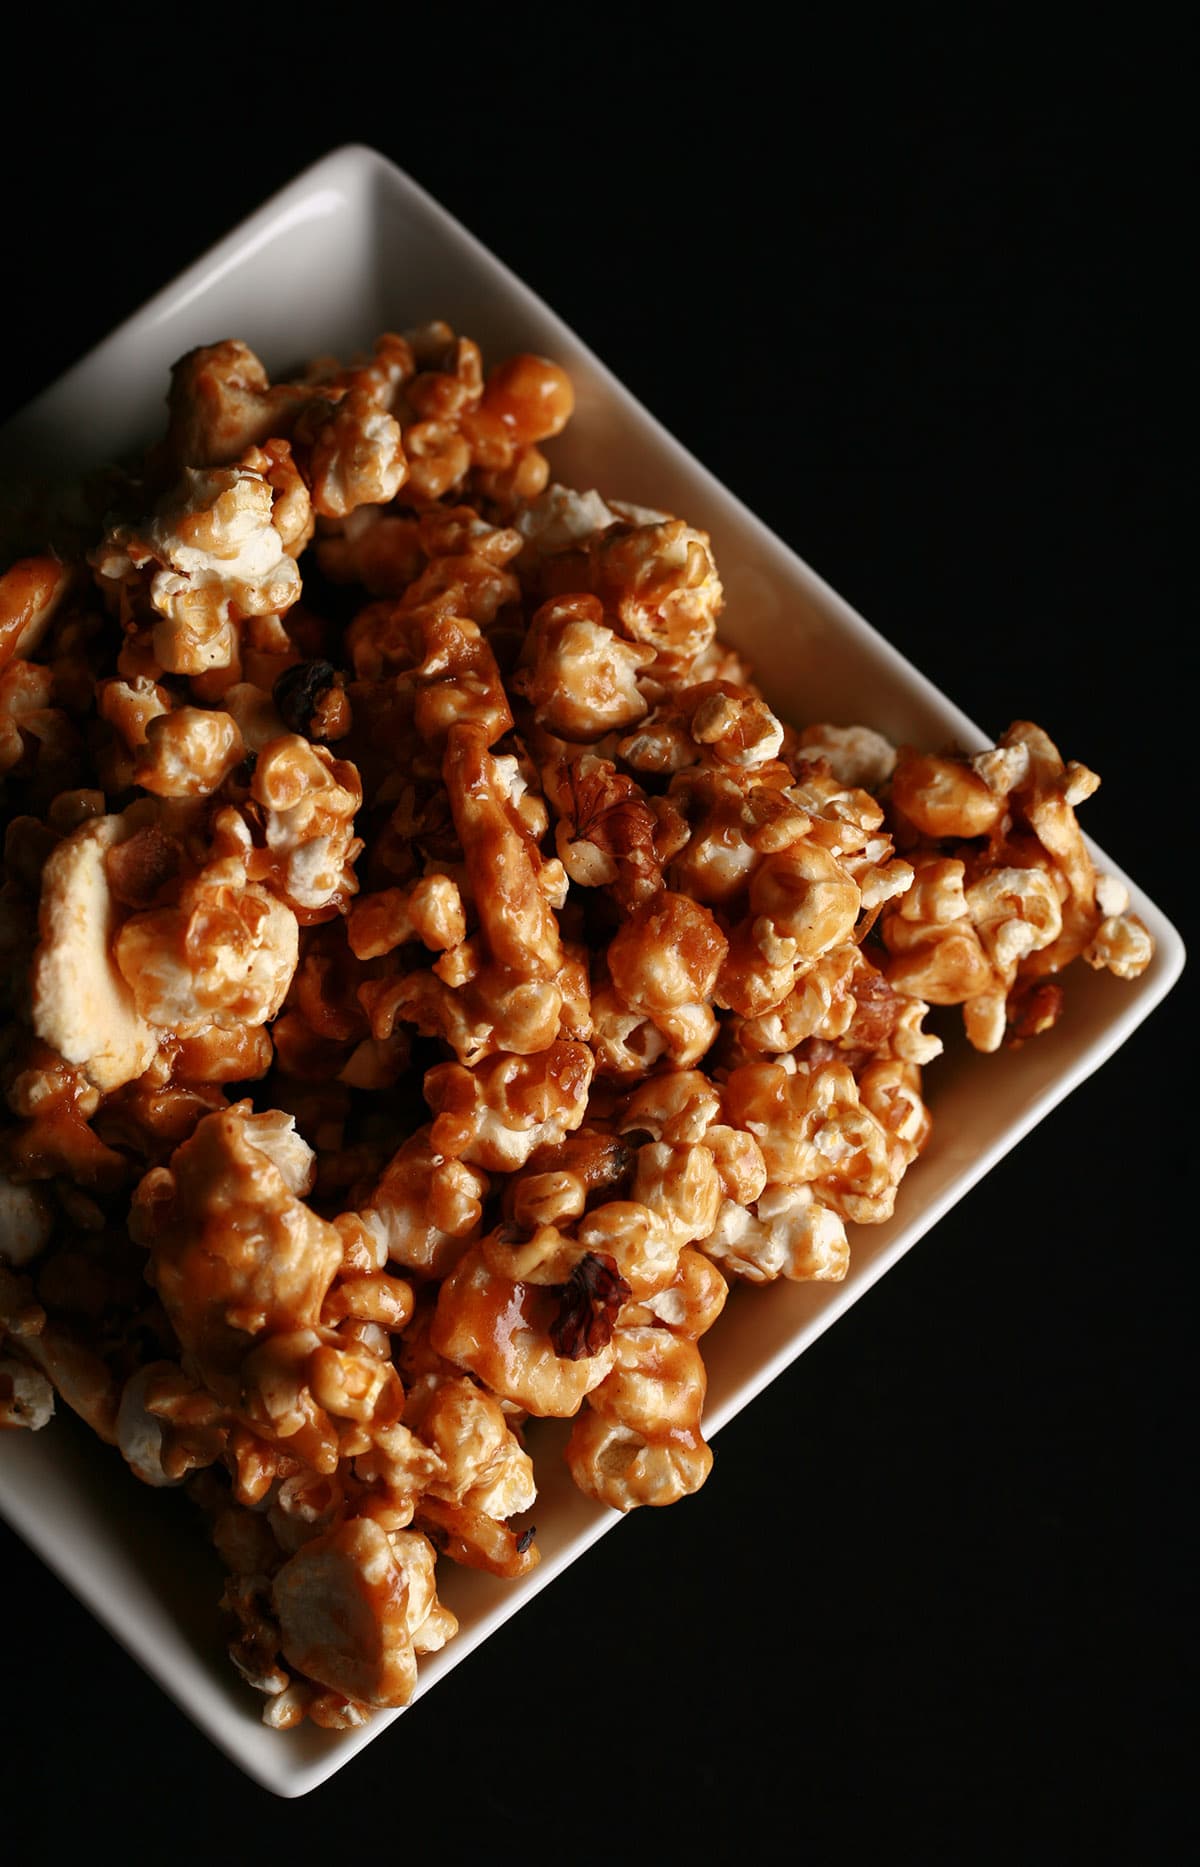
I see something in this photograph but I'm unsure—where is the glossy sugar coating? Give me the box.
[0,326,1152,1729]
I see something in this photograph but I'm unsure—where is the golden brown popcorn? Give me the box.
[723,1057,910,1227]
[1083,875,1156,979]
[460,350,574,512]
[0,556,76,672]
[0,1262,49,1436]
[513,482,624,567]
[114,851,298,1036]
[468,350,575,450]
[565,1324,713,1511]
[425,1042,595,1172]
[314,330,420,412]
[702,1181,849,1285]
[133,705,244,798]
[891,745,1017,841]
[4,1224,154,1441]
[513,594,655,741]
[622,1244,729,1338]
[92,447,310,675]
[995,722,1151,981]
[880,721,1151,1050]
[503,1126,636,1229]
[399,421,472,505]
[605,892,728,1068]
[666,759,812,906]
[731,943,914,1063]
[324,498,522,619]
[618,1067,724,1145]
[96,673,173,753]
[0,1172,55,1269]
[271,1516,455,1710]
[430,1224,628,1418]
[115,1361,229,1487]
[161,340,315,470]
[402,506,524,621]
[591,518,723,674]
[0,1352,56,1430]
[0,658,78,784]
[343,1126,489,1280]
[881,854,1061,1052]
[247,733,363,918]
[625,1138,724,1254]
[415,1492,541,1580]
[162,335,408,518]
[858,1054,932,1174]
[586,980,672,1079]
[130,1103,341,1399]
[294,390,407,520]
[314,505,424,596]
[786,760,913,914]
[717,840,863,1020]
[0,318,1157,1728]
[346,604,514,752]
[546,749,675,911]
[220,677,286,750]
[623,679,786,776]
[443,720,563,982]
[367,329,566,509]
[616,1068,768,1207]
[404,1371,535,1525]
[347,873,467,960]
[9,1302,124,1443]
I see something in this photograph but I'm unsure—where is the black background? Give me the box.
[0,13,1193,1864]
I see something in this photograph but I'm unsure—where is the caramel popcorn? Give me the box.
[880,722,1153,1050]
[0,323,1153,1729]
[92,447,311,675]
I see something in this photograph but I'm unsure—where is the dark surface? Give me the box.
[0,19,1192,1864]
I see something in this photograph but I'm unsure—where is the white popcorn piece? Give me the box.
[92,461,305,674]
[514,482,620,560]
[305,397,407,519]
[252,735,363,914]
[116,1365,184,1487]
[31,815,159,1092]
[704,1183,850,1283]
[795,722,898,791]
[0,1355,56,1430]
[1084,912,1155,980]
[238,1110,317,1197]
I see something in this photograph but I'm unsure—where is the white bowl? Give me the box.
[0,143,1185,1799]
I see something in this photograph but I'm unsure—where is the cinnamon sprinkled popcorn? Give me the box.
[0,329,1153,1726]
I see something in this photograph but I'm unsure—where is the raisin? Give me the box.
[273,659,339,739]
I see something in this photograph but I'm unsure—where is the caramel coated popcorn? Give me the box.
[0,328,1153,1729]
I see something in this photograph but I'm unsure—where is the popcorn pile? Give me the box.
[0,326,1153,1728]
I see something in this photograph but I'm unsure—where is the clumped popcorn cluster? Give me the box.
[0,326,1153,1728]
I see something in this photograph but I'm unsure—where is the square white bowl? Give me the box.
[0,143,1185,1799]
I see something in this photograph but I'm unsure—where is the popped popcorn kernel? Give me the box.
[1,313,1154,1734]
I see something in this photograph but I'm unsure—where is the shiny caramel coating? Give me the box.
[879,722,1149,1050]
[0,317,1154,1733]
